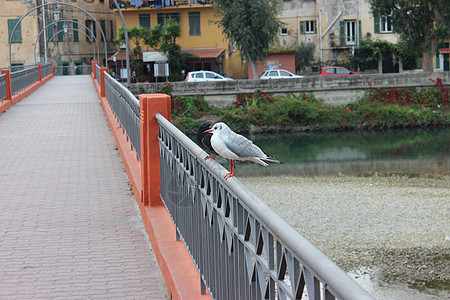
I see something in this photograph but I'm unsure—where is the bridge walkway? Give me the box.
[0,75,168,299]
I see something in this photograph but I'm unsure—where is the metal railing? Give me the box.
[41,63,52,78]
[104,72,141,160]
[96,64,101,87]
[10,66,40,96]
[0,74,6,102]
[157,114,374,300]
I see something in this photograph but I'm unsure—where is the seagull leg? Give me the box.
[224,159,235,179]
[204,154,215,160]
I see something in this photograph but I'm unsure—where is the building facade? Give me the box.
[111,0,246,80]
[1,0,116,74]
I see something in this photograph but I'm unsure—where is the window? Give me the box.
[85,20,95,41]
[189,12,201,36]
[110,20,114,40]
[280,28,288,35]
[205,72,216,79]
[300,20,316,34]
[100,20,106,41]
[340,20,360,45]
[139,14,150,29]
[73,20,79,42]
[380,16,392,33]
[336,68,351,75]
[8,19,22,43]
[346,20,356,45]
[280,70,292,76]
[157,13,180,26]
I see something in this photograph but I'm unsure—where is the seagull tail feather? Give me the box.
[262,154,283,164]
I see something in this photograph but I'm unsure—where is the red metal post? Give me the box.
[139,94,171,206]
[37,64,42,81]
[1,69,12,100]
[100,67,108,98]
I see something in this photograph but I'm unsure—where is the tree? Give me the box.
[369,0,450,72]
[295,42,316,73]
[213,0,284,78]
[114,21,196,81]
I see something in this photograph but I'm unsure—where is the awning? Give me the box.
[438,48,450,54]
[143,51,168,62]
[181,47,225,59]
[108,50,142,61]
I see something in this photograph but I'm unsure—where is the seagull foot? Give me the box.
[224,172,235,180]
[204,154,215,160]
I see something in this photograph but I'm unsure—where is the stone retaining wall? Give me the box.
[129,71,450,107]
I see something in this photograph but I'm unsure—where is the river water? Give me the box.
[233,128,449,177]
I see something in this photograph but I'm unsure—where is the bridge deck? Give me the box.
[0,76,168,299]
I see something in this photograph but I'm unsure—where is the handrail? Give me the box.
[156,113,374,300]
[104,71,141,160]
[0,74,6,102]
[10,66,40,96]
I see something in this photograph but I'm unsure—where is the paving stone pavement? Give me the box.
[0,76,168,299]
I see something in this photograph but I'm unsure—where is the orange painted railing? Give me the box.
[93,69,211,300]
[0,61,54,115]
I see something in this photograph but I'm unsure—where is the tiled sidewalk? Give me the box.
[0,76,168,299]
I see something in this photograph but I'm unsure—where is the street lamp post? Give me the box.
[9,2,108,68]
[34,19,100,64]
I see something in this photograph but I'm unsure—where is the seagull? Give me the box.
[196,122,217,160]
[205,122,282,179]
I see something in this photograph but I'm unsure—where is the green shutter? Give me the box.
[57,21,64,41]
[73,20,79,42]
[110,20,114,40]
[339,21,345,45]
[314,20,317,34]
[300,21,305,34]
[47,18,54,41]
[85,20,90,41]
[358,20,362,41]
[374,15,380,34]
[8,19,22,43]
[101,20,106,41]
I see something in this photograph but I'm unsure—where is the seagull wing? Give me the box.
[223,132,265,158]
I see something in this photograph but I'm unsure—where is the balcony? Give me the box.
[329,35,354,49]
[112,0,211,9]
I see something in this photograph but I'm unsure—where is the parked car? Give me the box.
[260,69,304,79]
[319,67,360,76]
[185,70,232,82]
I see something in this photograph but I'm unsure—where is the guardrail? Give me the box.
[0,62,54,114]
[10,66,40,96]
[96,65,374,299]
[41,63,52,78]
[0,74,6,102]
[156,114,374,300]
[104,72,141,160]
[96,64,101,87]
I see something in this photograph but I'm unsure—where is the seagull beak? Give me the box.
[204,129,212,133]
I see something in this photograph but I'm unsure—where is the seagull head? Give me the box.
[204,122,228,134]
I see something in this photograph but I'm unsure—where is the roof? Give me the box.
[181,47,225,59]
[108,47,226,61]
[108,50,142,61]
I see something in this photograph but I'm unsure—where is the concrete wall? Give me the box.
[129,71,450,108]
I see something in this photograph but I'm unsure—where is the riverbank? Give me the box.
[240,175,450,299]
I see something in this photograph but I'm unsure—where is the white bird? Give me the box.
[205,122,282,179]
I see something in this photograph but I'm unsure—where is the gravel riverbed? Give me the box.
[240,175,450,299]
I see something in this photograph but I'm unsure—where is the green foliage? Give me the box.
[368,0,450,71]
[167,86,449,133]
[295,42,316,73]
[213,0,284,62]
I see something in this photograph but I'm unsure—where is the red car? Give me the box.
[319,67,360,76]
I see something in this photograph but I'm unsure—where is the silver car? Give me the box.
[260,69,304,79]
[185,70,232,82]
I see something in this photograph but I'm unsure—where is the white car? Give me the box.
[185,70,232,82]
[260,69,304,79]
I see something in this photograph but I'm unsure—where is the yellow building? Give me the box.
[1,0,116,74]
[112,0,245,79]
